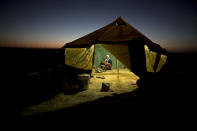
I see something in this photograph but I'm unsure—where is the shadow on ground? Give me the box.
[9,88,145,123]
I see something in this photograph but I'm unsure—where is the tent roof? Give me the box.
[63,17,166,53]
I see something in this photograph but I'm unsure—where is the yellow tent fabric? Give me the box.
[65,45,94,70]
[100,43,131,69]
[156,53,167,72]
[145,45,167,72]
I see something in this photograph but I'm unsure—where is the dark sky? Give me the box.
[0,0,197,52]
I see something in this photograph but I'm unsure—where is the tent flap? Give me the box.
[65,45,94,70]
[145,45,167,72]
[100,43,131,69]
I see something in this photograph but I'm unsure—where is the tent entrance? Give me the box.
[93,44,126,69]
[92,44,139,89]
[64,43,141,90]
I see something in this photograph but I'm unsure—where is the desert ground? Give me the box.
[10,69,140,119]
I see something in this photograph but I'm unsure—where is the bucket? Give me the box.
[78,73,90,90]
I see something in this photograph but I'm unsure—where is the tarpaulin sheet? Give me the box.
[145,45,167,72]
[65,45,94,70]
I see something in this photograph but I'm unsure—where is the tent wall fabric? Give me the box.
[93,44,125,69]
[128,39,147,77]
[144,45,167,72]
[65,45,94,70]
[100,43,131,69]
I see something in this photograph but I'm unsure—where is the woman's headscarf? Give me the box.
[105,55,110,61]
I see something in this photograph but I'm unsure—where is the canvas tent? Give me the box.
[62,17,167,77]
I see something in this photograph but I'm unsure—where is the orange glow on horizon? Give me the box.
[0,40,68,49]
[163,44,197,52]
[1,40,197,53]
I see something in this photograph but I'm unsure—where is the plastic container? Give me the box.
[78,73,90,90]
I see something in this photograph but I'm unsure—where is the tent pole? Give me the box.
[117,59,119,80]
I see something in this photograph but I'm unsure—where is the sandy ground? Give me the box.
[12,69,139,119]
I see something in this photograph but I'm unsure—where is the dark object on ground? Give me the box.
[96,76,105,79]
[78,73,90,90]
[64,73,90,94]
[101,83,110,92]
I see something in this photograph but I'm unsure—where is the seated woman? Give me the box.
[100,55,112,70]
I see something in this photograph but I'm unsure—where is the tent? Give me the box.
[62,17,167,77]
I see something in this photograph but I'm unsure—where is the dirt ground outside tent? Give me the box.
[11,69,139,119]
